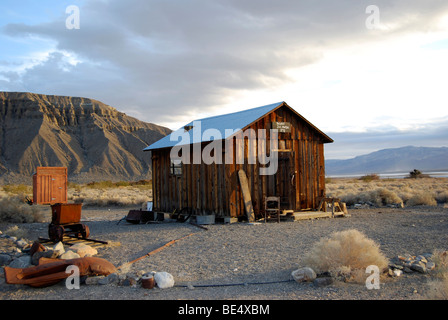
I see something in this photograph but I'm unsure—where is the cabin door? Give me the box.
[275,151,296,210]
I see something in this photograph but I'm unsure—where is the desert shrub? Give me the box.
[406,192,437,206]
[408,169,430,179]
[359,174,380,182]
[86,180,116,189]
[371,188,403,206]
[83,180,151,189]
[425,250,448,300]
[339,193,361,206]
[0,195,45,223]
[2,184,32,194]
[70,187,151,207]
[339,188,402,207]
[114,181,131,187]
[435,191,448,204]
[432,250,448,279]
[397,186,413,203]
[130,179,151,186]
[302,229,388,283]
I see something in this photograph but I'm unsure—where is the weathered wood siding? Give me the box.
[151,105,327,218]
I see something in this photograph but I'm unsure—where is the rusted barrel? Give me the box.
[141,275,155,289]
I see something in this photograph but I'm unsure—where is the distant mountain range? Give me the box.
[325,146,448,176]
[0,92,171,184]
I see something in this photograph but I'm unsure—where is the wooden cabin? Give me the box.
[144,101,333,220]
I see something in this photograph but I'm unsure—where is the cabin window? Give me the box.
[170,159,182,175]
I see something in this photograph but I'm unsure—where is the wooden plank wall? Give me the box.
[151,105,327,217]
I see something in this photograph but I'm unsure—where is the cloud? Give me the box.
[1,0,448,131]
[325,117,448,159]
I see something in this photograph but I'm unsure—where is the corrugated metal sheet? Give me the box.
[144,101,332,151]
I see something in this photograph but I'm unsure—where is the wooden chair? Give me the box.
[264,196,281,223]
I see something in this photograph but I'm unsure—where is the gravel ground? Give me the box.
[1,205,447,301]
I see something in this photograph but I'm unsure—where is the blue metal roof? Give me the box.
[143,101,333,151]
[144,102,284,151]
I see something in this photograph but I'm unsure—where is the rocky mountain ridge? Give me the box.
[326,146,448,176]
[0,92,171,184]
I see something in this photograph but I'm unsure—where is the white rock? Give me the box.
[53,242,65,256]
[393,269,403,277]
[291,267,317,283]
[60,250,81,260]
[154,271,175,289]
[68,243,97,257]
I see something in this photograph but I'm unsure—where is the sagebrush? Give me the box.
[326,177,446,207]
[425,250,448,300]
[0,194,44,223]
[302,229,388,283]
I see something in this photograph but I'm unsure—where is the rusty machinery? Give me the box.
[48,203,90,243]
[28,167,95,243]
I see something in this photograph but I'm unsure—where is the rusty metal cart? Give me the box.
[48,203,90,243]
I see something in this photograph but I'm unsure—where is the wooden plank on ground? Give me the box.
[292,211,332,221]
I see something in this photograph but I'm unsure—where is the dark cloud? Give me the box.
[1,0,448,128]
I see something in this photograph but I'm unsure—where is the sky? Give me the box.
[1,0,447,159]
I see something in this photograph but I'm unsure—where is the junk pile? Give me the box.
[39,203,108,245]
[0,233,176,289]
[0,233,115,288]
[117,207,209,230]
[4,256,117,288]
[0,228,186,289]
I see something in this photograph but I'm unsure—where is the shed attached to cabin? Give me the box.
[144,101,333,220]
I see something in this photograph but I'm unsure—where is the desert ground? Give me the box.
[0,177,447,303]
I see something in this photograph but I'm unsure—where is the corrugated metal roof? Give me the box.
[143,101,332,151]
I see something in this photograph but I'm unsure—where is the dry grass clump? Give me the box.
[0,194,45,223]
[1,180,152,209]
[326,177,448,207]
[77,179,152,190]
[358,174,380,182]
[302,229,388,283]
[337,188,402,207]
[69,185,152,207]
[2,184,32,194]
[425,250,448,300]
[406,192,437,207]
